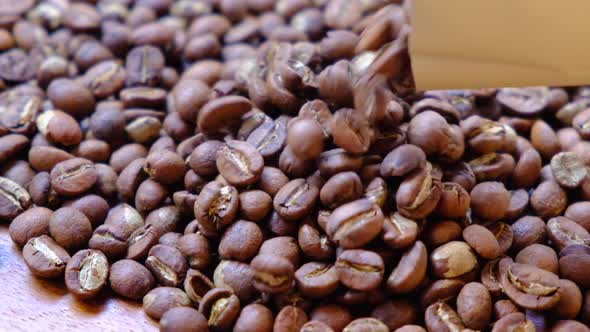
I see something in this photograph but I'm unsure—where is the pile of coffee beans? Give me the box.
[2,0,590,331]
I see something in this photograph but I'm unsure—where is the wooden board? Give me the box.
[0,225,159,332]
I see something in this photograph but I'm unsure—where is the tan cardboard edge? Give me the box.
[409,0,590,90]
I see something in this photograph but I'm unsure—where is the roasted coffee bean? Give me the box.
[144,150,185,185]
[330,108,373,154]
[430,241,477,279]
[396,163,442,219]
[288,117,325,160]
[336,249,384,291]
[233,303,274,332]
[23,235,71,278]
[457,282,492,330]
[470,181,510,221]
[177,233,211,270]
[50,158,97,196]
[435,182,470,219]
[36,110,83,146]
[531,181,568,219]
[49,207,92,252]
[194,181,239,232]
[135,179,168,214]
[160,307,208,332]
[0,176,31,220]
[295,261,339,298]
[512,216,547,251]
[380,144,426,178]
[9,206,51,247]
[143,287,192,320]
[83,60,126,99]
[216,140,264,186]
[213,260,257,302]
[63,194,109,228]
[198,96,253,135]
[0,134,28,164]
[499,258,561,310]
[65,249,109,299]
[275,306,309,332]
[547,216,590,250]
[515,244,559,273]
[320,172,363,209]
[382,212,419,250]
[218,220,263,261]
[251,254,294,294]
[387,241,427,294]
[274,178,319,221]
[327,199,384,249]
[463,224,501,260]
[47,79,95,119]
[198,288,241,331]
[145,244,188,287]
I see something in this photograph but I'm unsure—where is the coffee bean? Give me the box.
[143,286,192,320]
[63,194,109,228]
[326,199,383,249]
[387,241,427,293]
[499,258,561,310]
[0,134,28,164]
[456,282,492,330]
[547,216,590,250]
[8,206,51,247]
[50,158,97,196]
[198,288,240,330]
[329,108,373,154]
[463,224,501,260]
[430,241,477,279]
[425,302,465,332]
[295,262,339,298]
[216,140,264,186]
[343,318,388,332]
[0,176,31,220]
[47,79,95,119]
[380,144,426,178]
[251,254,294,294]
[275,306,309,332]
[396,163,442,219]
[470,181,510,221]
[36,110,82,146]
[274,178,319,221]
[531,181,568,219]
[198,96,253,135]
[22,235,70,278]
[83,60,126,99]
[336,249,384,291]
[65,249,109,299]
[320,172,363,209]
[160,307,208,332]
[213,260,256,302]
[194,181,239,232]
[49,207,92,252]
[177,233,211,270]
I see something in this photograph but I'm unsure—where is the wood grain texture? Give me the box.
[0,225,158,332]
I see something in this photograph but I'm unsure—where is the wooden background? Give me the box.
[0,225,158,332]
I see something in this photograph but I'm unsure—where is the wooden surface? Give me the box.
[0,225,159,332]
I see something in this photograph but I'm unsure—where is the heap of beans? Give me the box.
[2,0,590,331]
